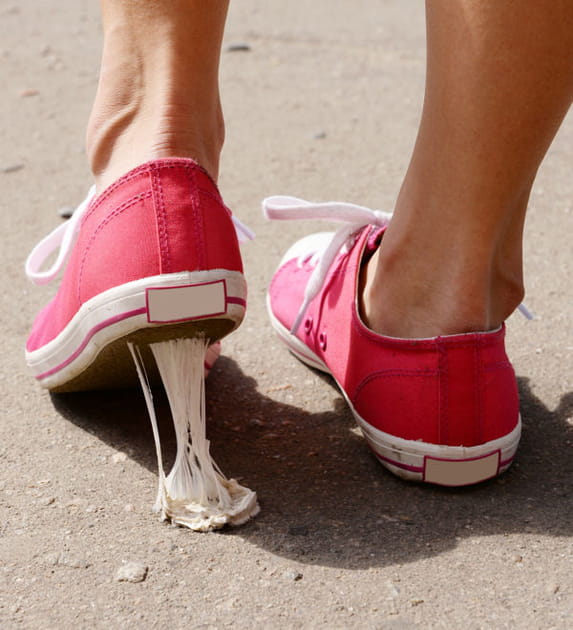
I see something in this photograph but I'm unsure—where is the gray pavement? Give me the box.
[1,1,571,628]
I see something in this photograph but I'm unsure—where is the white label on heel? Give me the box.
[146,280,227,323]
[424,450,500,486]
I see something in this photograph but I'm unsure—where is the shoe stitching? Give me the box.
[86,159,212,220]
[150,165,171,274]
[475,335,483,443]
[186,164,207,270]
[352,368,438,403]
[199,188,225,206]
[438,342,448,445]
[351,309,505,350]
[85,168,156,220]
[149,159,217,188]
[85,172,147,219]
[483,361,513,371]
[77,192,152,303]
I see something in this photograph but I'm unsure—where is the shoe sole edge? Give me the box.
[267,298,521,486]
[27,270,246,391]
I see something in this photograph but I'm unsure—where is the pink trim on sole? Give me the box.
[36,307,147,381]
[374,453,424,474]
[226,296,247,308]
[374,448,513,481]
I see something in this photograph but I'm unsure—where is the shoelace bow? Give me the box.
[262,195,533,334]
[262,196,393,333]
[25,187,255,286]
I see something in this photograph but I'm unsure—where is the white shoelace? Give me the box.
[262,195,534,334]
[262,196,393,333]
[25,188,255,286]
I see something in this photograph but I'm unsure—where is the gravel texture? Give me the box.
[1,1,571,628]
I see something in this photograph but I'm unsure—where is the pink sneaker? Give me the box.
[263,196,521,486]
[25,158,253,392]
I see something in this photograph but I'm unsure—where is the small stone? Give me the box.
[266,383,293,393]
[39,496,55,506]
[115,562,148,583]
[43,552,60,566]
[314,131,327,140]
[226,43,251,53]
[410,599,424,607]
[386,580,401,598]
[512,554,523,563]
[1,163,24,174]
[124,503,135,512]
[58,206,74,219]
[58,552,89,569]
[282,568,303,582]
[20,88,39,97]
[545,582,560,595]
[288,525,309,536]
[111,452,128,464]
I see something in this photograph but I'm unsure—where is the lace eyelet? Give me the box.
[304,317,313,334]
[319,331,327,351]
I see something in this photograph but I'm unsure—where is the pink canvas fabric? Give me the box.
[27,158,243,354]
[267,224,521,483]
[25,158,249,392]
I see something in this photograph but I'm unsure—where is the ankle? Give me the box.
[87,96,225,191]
[87,2,228,191]
[360,238,525,339]
[86,47,225,190]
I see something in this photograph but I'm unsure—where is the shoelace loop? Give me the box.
[25,187,96,286]
[262,195,534,333]
[263,195,393,333]
[26,188,254,286]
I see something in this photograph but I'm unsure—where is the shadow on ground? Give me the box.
[52,356,573,570]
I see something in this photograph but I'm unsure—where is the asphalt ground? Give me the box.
[1,1,571,628]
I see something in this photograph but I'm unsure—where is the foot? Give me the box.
[25,159,248,391]
[86,0,229,191]
[263,196,521,486]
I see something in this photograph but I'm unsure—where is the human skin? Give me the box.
[361,0,573,338]
[87,0,229,191]
[87,0,573,338]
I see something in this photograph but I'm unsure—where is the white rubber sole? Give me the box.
[267,299,521,486]
[27,270,246,391]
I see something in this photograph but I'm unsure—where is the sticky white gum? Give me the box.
[129,337,259,531]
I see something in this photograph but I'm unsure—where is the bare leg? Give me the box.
[86,0,229,192]
[362,0,573,338]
